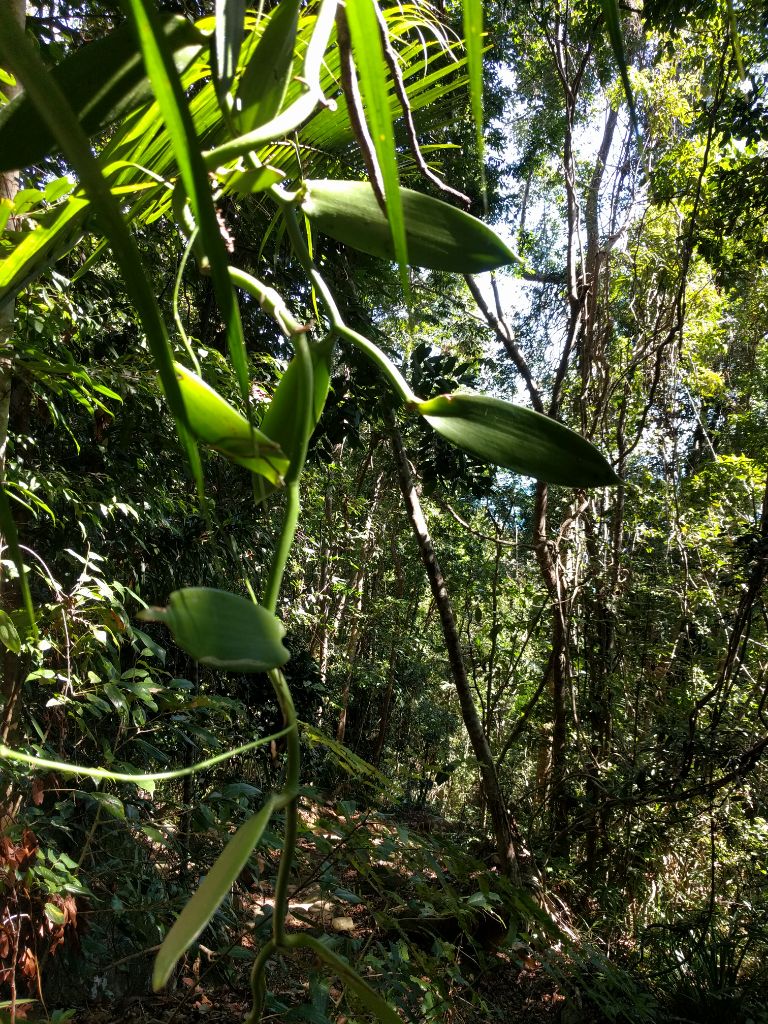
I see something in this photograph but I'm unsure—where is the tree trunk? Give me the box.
[386,408,525,882]
[0,0,26,765]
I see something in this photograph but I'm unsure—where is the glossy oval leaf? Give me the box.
[0,14,205,172]
[301,180,520,273]
[417,393,619,486]
[175,363,289,485]
[235,0,300,133]
[139,587,290,672]
[153,797,276,990]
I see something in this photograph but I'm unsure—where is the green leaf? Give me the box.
[0,610,21,654]
[87,792,126,820]
[214,0,247,95]
[0,15,204,172]
[286,934,401,1024]
[0,193,90,304]
[225,164,284,196]
[153,797,276,990]
[139,588,290,672]
[463,0,485,176]
[0,7,203,499]
[174,362,289,485]
[44,902,66,926]
[259,338,333,473]
[142,825,170,846]
[104,682,128,713]
[416,393,619,486]
[0,486,36,638]
[236,0,300,133]
[123,0,252,409]
[344,0,409,296]
[302,180,519,273]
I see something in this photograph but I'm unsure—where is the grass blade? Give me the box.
[214,0,247,94]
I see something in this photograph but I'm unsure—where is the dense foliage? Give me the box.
[0,0,767,1021]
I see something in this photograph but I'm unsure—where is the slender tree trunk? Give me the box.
[0,0,26,765]
[372,532,405,765]
[336,472,383,744]
[386,409,525,881]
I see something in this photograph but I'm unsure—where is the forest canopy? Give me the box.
[0,0,767,1021]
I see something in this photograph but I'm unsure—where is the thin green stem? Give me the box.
[262,480,300,614]
[244,937,276,1024]
[276,198,418,405]
[249,235,314,1016]
[228,266,303,338]
[173,228,201,372]
[0,727,292,783]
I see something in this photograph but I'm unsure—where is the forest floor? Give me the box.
[15,799,608,1024]
[69,956,568,1024]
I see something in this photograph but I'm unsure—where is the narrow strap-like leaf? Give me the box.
[0,3,202,497]
[344,0,409,298]
[462,0,485,194]
[0,14,204,172]
[214,0,247,95]
[122,0,252,409]
[153,797,277,990]
[236,0,300,133]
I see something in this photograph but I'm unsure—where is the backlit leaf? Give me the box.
[214,0,247,95]
[0,609,21,654]
[123,0,252,409]
[417,393,619,486]
[344,0,409,295]
[236,0,300,133]
[259,338,333,472]
[139,588,290,672]
[87,792,126,820]
[302,180,520,273]
[463,0,485,176]
[175,362,289,485]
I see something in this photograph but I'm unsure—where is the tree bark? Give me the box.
[386,408,525,881]
[0,0,26,761]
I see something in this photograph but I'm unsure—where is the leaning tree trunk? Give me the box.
[386,408,525,882]
[0,0,26,766]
